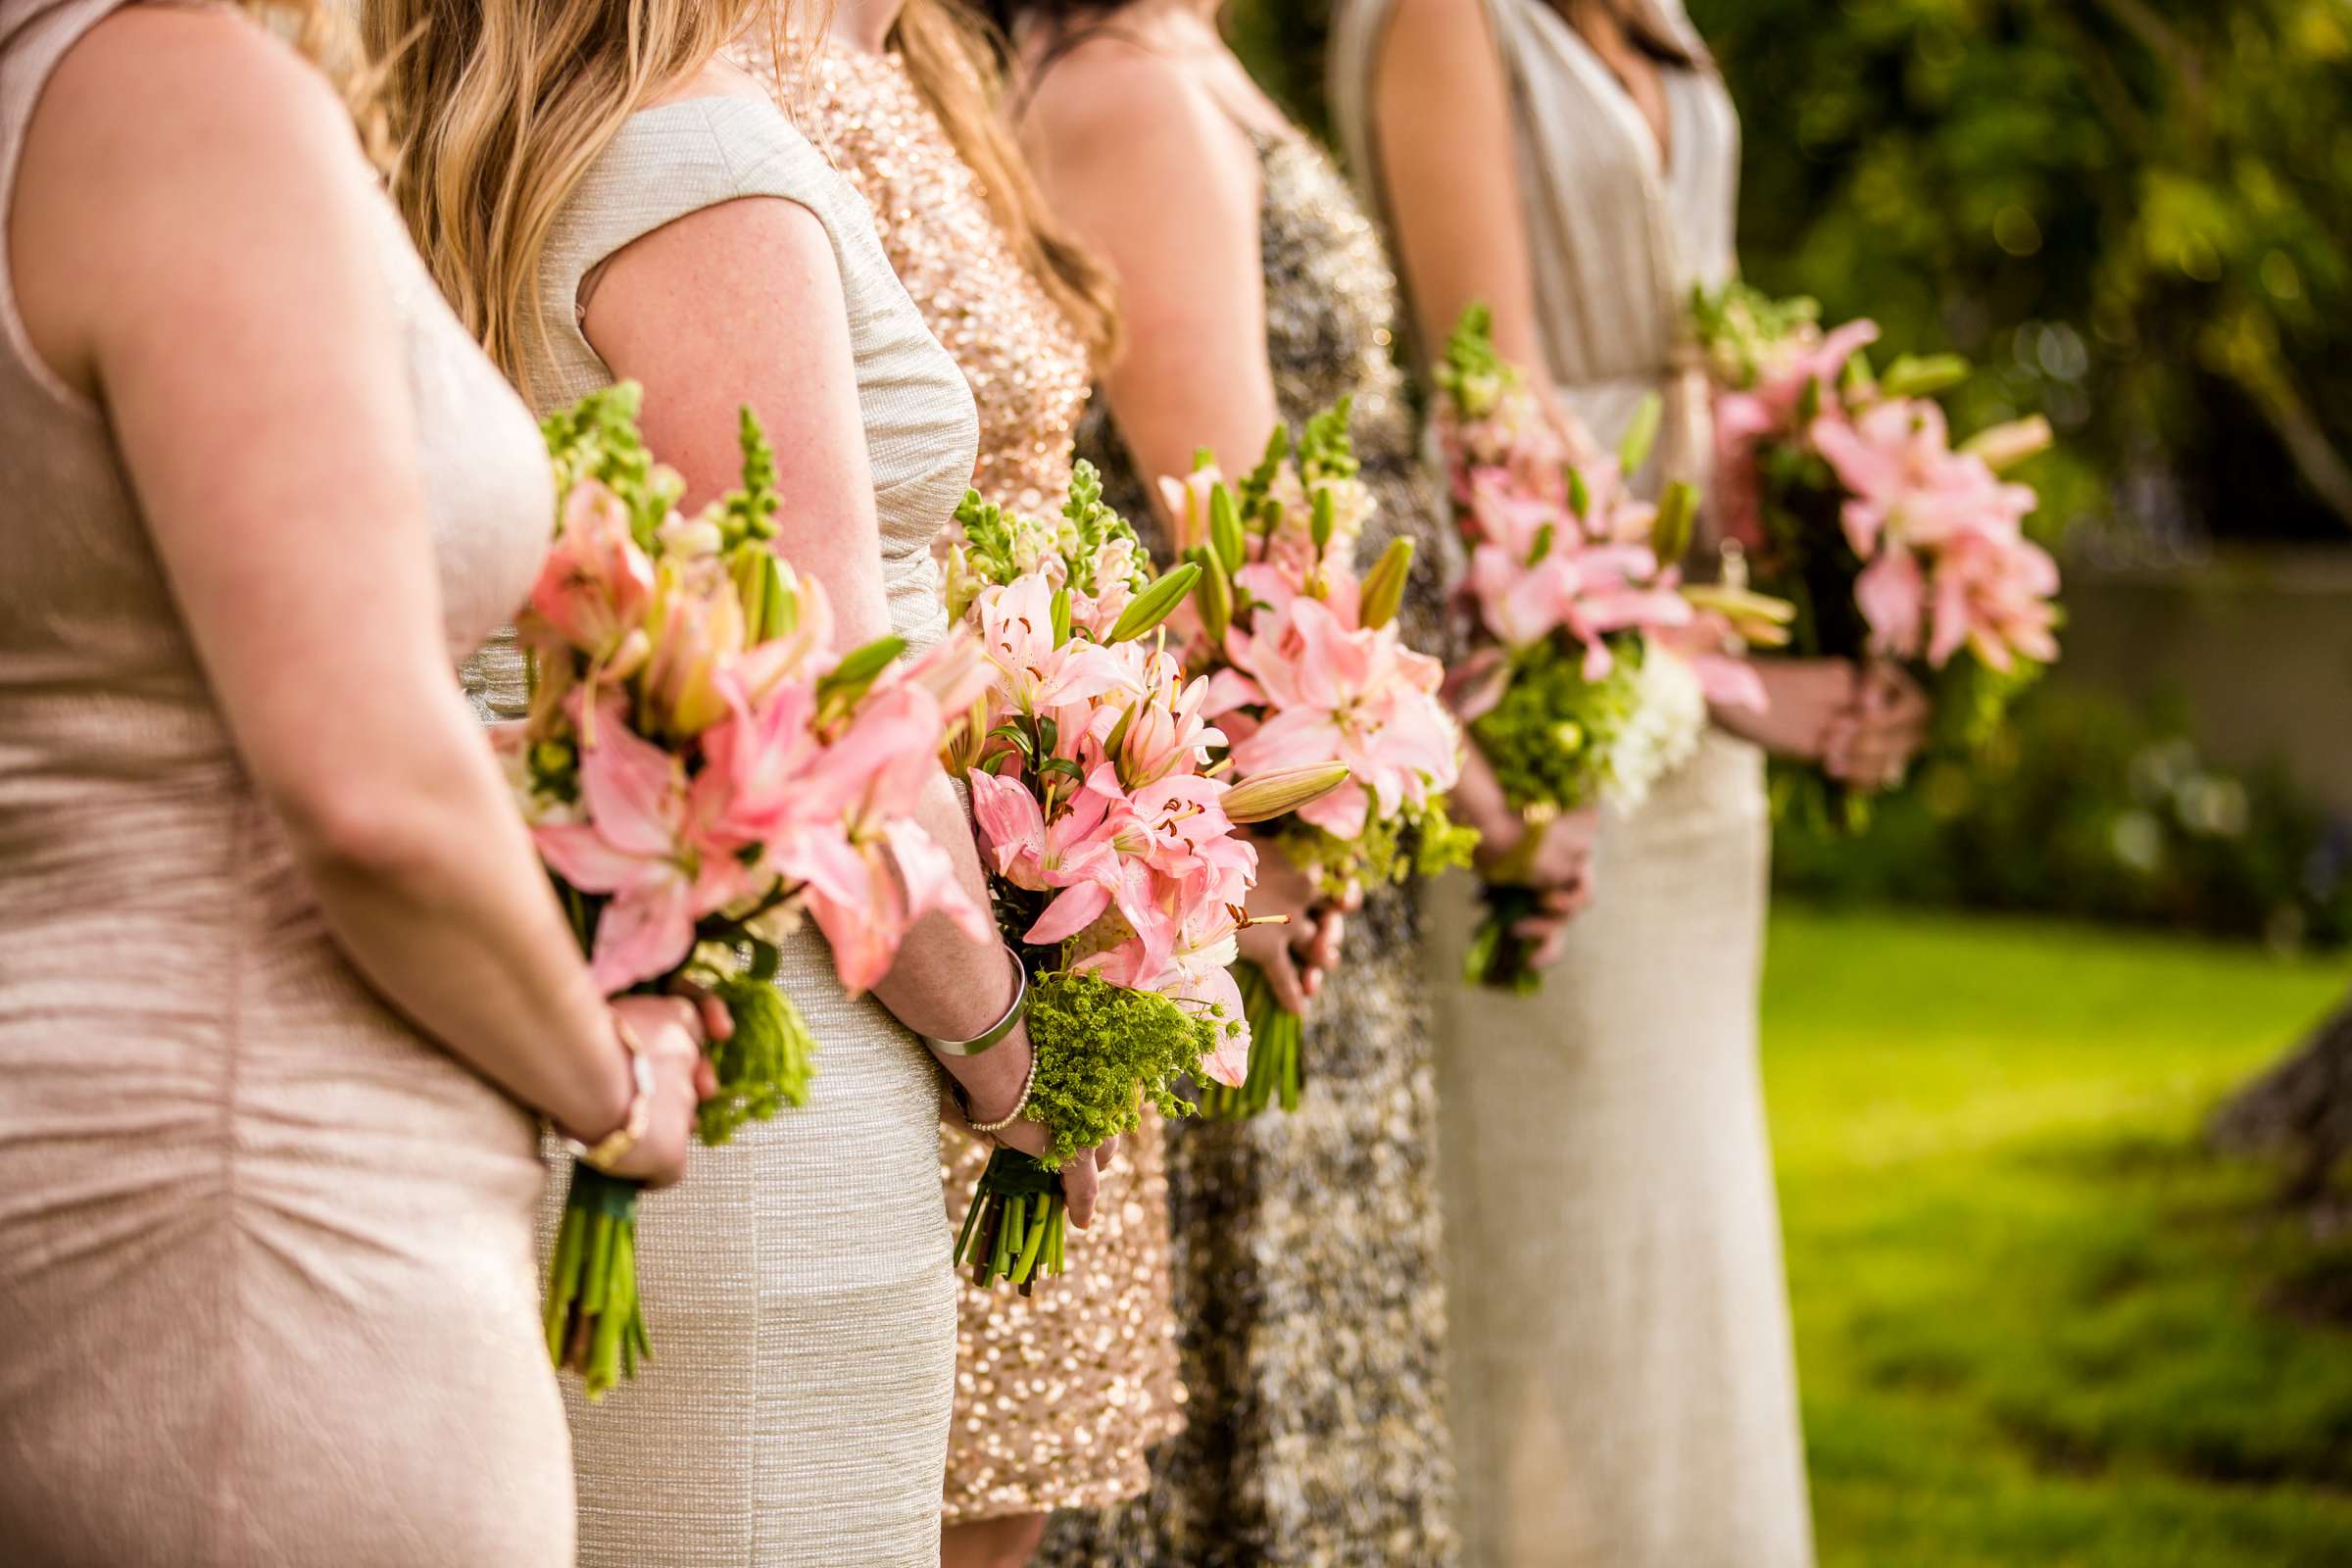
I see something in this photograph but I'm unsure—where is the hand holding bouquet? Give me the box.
[1694,280,2063,828]
[1152,402,1475,1116]
[942,465,1320,1287]
[1434,306,1789,991]
[517,384,985,1393]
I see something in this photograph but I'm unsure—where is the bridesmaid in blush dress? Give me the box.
[732,10,1188,1567]
[1329,1,1930,1563]
[0,0,709,1560]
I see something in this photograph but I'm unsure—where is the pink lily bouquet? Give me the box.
[1154,401,1474,1117]
[941,465,1327,1289]
[1695,279,2063,829]
[515,384,985,1393]
[1435,306,1788,992]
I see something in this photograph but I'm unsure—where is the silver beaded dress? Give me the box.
[1039,117,1464,1568]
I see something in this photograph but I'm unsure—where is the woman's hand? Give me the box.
[594,996,718,1191]
[951,1022,1108,1232]
[1238,835,1348,1013]
[1824,662,1933,792]
[1712,657,1862,762]
[1446,741,1597,970]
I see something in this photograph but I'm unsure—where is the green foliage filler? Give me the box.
[700,970,816,1146]
[1280,795,1479,900]
[1469,633,1648,813]
[1022,970,1231,1168]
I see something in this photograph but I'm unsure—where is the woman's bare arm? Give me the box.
[1020,41,1281,494]
[11,9,710,1158]
[579,145,1102,1212]
[1371,0,1553,381]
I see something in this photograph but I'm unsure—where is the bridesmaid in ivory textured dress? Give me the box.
[984,5,1508,1562]
[377,1,1114,1562]
[1329,1,1930,1562]
[732,10,1187,1567]
[0,0,711,1559]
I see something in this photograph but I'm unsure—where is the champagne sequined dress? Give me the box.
[735,33,1189,1524]
[1040,97,1465,1568]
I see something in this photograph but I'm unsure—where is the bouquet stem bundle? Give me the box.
[953,1148,1067,1292]
[544,1166,648,1393]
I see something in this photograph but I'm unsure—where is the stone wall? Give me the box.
[2053,546,2352,812]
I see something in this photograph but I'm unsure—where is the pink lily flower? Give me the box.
[530,479,657,660]
[974,573,1137,718]
[1226,596,1464,840]
[769,682,988,993]
[1926,528,2061,671]
[533,696,759,993]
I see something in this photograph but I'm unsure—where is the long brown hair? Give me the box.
[366,0,800,396]
[887,0,1118,363]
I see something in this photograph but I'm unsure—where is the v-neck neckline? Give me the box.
[1526,0,1680,181]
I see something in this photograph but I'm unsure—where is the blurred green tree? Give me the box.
[1228,0,2352,546]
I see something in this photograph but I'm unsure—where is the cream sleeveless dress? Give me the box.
[0,1,567,1561]
[1331,4,1817,1566]
[461,96,980,1566]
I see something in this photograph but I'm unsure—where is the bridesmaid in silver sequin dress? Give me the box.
[987,8,1463,1564]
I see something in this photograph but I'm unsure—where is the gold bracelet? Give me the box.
[564,1013,657,1173]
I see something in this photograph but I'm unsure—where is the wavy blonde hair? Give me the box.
[887,0,1118,364]
[366,0,802,395]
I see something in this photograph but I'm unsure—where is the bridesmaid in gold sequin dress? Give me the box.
[990,6,1465,1564]
[735,11,1185,1566]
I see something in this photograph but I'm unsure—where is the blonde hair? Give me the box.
[367,0,800,394]
[887,0,1118,364]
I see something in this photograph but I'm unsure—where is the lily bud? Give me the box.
[1221,762,1352,825]
[1681,583,1796,646]
[1650,481,1699,567]
[1310,486,1337,552]
[1616,393,1663,475]
[1210,485,1248,574]
[1566,466,1591,521]
[1106,562,1200,644]
[1051,585,1073,646]
[1358,537,1415,629]
[1191,546,1234,643]
[1959,415,2053,473]
[1879,352,1970,399]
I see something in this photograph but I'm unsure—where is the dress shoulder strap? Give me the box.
[533,93,871,407]
[0,0,138,398]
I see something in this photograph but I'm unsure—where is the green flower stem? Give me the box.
[543,1163,647,1401]
[956,1147,1070,1294]
[1465,883,1549,995]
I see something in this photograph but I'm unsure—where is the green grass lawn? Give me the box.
[1761,906,2352,1567]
